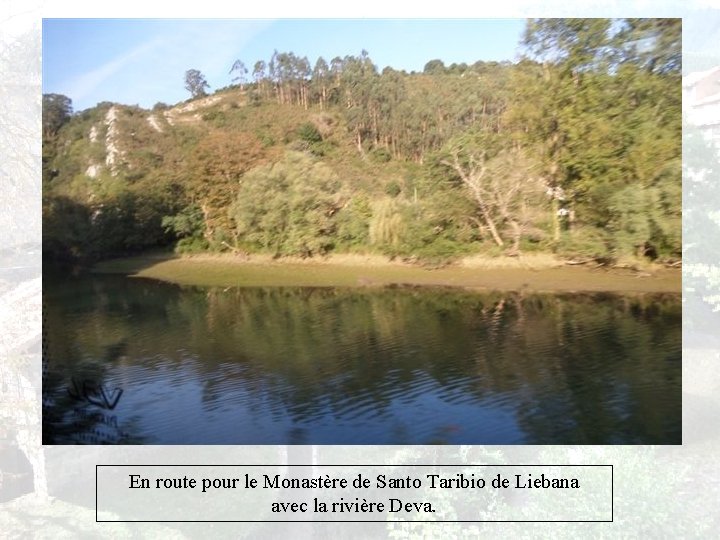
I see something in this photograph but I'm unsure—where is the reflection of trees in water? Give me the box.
[503,293,681,443]
[43,283,144,444]
[194,288,680,443]
[45,276,681,443]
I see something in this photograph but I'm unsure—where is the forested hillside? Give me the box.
[42,18,681,267]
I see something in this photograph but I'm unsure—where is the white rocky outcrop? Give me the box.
[172,94,222,114]
[85,164,100,178]
[104,106,124,175]
[164,94,224,126]
[87,125,102,178]
[147,114,163,133]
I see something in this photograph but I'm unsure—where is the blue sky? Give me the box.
[43,19,527,111]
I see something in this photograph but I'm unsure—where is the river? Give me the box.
[43,274,681,444]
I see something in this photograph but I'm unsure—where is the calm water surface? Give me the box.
[43,274,681,444]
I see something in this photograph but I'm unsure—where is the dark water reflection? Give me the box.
[43,275,681,444]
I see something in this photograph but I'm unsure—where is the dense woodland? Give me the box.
[42,19,681,266]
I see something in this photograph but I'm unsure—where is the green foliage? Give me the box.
[162,205,206,241]
[43,93,73,138]
[367,192,478,264]
[606,176,681,259]
[335,195,372,249]
[369,198,404,248]
[292,122,333,156]
[42,195,92,262]
[384,179,402,197]
[175,236,210,253]
[255,130,275,147]
[229,59,248,85]
[247,88,262,107]
[43,22,679,268]
[370,147,392,163]
[307,140,335,157]
[43,188,175,263]
[556,226,611,260]
[184,68,210,98]
[201,109,227,126]
[229,152,342,256]
[423,59,446,75]
[514,18,680,261]
[391,204,474,265]
[296,122,323,144]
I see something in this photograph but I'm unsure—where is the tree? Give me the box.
[339,50,378,155]
[516,18,681,258]
[423,59,446,75]
[184,69,210,99]
[522,18,612,73]
[229,59,249,88]
[611,18,681,75]
[42,93,72,138]
[519,19,614,229]
[42,33,680,265]
[162,204,208,252]
[253,60,268,98]
[185,132,268,247]
[292,55,312,109]
[312,57,330,109]
[229,151,344,256]
[440,130,543,253]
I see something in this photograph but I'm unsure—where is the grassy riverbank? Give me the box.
[93,253,681,293]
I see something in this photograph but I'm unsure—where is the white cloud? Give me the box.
[159,20,272,86]
[63,37,162,103]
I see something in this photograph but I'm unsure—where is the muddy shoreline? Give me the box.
[93,253,681,293]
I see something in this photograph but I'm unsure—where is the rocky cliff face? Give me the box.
[74,92,248,183]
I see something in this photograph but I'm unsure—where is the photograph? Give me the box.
[41,18,682,445]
